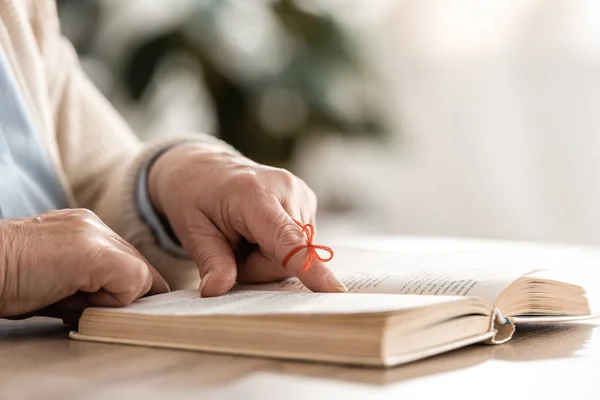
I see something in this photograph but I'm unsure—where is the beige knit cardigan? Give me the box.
[0,0,223,289]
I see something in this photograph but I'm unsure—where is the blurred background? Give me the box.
[57,0,600,246]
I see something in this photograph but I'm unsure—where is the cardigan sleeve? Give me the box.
[27,0,238,289]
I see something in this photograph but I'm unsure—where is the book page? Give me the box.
[521,248,600,313]
[247,247,560,305]
[93,289,463,316]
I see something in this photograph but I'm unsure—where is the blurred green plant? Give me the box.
[59,0,385,166]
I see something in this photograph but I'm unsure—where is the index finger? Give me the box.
[243,198,347,293]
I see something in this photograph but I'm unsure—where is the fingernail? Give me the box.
[327,274,347,293]
[162,278,171,293]
[199,270,213,296]
[159,277,171,293]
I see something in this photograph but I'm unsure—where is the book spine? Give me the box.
[482,308,515,345]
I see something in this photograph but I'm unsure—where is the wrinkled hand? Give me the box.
[148,143,347,296]
[0,209,169,318]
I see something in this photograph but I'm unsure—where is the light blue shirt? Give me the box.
[0,46,183,256]
[0,45,68,217]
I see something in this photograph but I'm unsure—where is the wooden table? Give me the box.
[1,317,598,400]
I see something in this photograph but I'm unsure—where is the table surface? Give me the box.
[1,317,599,400]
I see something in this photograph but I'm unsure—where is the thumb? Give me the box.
[183,221,237,297]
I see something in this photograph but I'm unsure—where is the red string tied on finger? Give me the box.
[282,219,334,272]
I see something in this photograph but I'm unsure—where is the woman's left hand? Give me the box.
[147,142,347,297]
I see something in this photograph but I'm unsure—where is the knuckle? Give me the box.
[80,244,116,292]
[275,223,304,247]
[230,171,263,193]
[275,168,296,186]
[72,208,98,220]
[193,250,222,269]
[73,220,96,235]
[67,209,100,231]
[88,242,114,263]
[99,248,148,295]
[79,241,149,298]
[192,250,236,277]
[123,260,150,286]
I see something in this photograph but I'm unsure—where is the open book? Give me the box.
[71,239,600,367]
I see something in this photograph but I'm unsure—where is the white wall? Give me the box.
[301,0,600,245]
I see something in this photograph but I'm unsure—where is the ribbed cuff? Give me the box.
[135,144,189,258]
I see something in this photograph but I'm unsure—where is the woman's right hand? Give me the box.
[0,208,169,318]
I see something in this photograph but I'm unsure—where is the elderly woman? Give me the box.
[0,0,345,318]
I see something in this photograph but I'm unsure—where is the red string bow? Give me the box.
[282,219,334,271]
